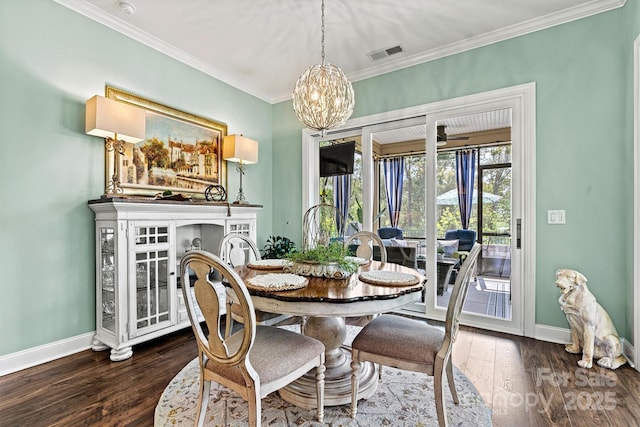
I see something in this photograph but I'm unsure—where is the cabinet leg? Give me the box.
[91,336,109,352]
[110,346,133,361]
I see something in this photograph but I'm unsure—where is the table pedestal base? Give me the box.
[279,316,378,408]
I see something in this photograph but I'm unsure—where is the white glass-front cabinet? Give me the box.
[89,199,260,361]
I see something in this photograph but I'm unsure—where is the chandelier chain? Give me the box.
[292,0,354,134]
[320,0,325,65]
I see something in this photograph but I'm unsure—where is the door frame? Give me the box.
[301,82,536,337]
[633,34,640,368]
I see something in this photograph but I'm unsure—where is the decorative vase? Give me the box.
[285,261,353,279]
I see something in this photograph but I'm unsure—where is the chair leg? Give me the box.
[316,362,326,423]
[350,357,361,417]
[247,388,261,427]
[434,358,448,427]
[300,315,307,334]
[195,378,210,427]
[446,357,459,404]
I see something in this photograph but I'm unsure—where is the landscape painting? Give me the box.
[105,86,227,198]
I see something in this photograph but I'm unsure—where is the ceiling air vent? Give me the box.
[367,45,404,61]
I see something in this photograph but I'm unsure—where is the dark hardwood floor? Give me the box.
[1,318,639,426]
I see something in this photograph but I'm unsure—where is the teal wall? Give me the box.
[624,0,640,345]
[1,0,639,358]
[274,6,638,336]
[0,0,273,356]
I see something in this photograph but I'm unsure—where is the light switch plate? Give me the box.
[547,210,566,224]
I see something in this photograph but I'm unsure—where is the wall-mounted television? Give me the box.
[319,141,355,177]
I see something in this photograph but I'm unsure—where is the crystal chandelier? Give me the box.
[292,0,354,135]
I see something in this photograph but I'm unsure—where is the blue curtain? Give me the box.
[333,174,351,235]
[382,157,405,228]
[455,149,477,229]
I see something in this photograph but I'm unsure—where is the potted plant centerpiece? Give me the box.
[285,242,359,279]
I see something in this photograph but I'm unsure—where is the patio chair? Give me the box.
[376,226,404,240]
[444,229,477,282]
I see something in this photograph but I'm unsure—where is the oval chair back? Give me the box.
[218,232,289,326]
[345,231,387,267]
[180,250,326,427]
[218,233,261,267]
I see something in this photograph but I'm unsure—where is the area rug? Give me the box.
[155,326,492,426]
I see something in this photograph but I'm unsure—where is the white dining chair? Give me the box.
[180,250,325,427]
[350,243,481,427]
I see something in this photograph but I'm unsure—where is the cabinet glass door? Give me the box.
[131,225,172,337]
[99,227,116,333]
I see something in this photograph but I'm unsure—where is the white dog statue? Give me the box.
[555,268,626,370]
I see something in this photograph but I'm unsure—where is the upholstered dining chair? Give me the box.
[345,231,387,267]
[350,243,481,427]
[218,233,289,326]
[180,250,326,427]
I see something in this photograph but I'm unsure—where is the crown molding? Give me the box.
[273,0,626,103]
[53,0,272,102]
[55,0,625,105]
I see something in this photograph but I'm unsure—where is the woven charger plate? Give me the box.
[345,256,370,265]
[246,273,309,291]
[247,259,291,270]
[358,270,421,286]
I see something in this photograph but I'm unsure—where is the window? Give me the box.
[377,154,426,239]
[318,142,362,235]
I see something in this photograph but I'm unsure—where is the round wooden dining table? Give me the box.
[233,260,425,408]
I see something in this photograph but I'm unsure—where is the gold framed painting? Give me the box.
[105,85,227,198]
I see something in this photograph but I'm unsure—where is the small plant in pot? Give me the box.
[261,235,297,259]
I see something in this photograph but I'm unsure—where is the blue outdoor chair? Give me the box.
[444,229,477,283]
[377,227,404,240]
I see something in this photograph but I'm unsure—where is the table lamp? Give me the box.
[223,134,258,204]
[85,95,146,196]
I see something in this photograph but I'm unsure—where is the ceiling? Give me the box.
[373,109,512,146]
[57,0,623,104]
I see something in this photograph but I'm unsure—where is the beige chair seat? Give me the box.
[351,243,481,427]
[180,251,325,427]
[206,326,325,391]
[351,315,444,370]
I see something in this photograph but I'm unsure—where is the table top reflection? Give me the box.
[234,260,425,317]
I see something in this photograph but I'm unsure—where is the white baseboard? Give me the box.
[535,323,571,344]
[535,324,637,370]
[2,325,635,376]
[0,332,96,376]
[623,338,636,368]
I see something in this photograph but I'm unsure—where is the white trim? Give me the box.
[634,34,640,372]
[534,326,636,368]
[325,0,625,106]
[302,83,537,337]
[535,324,571,345]
[0,332,95,376]
[53,0,273,102]
[624,339,636,368]
[54,0,624,104]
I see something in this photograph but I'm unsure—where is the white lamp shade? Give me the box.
[85,95,146,143]
[223,134,258,164]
